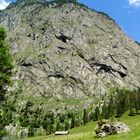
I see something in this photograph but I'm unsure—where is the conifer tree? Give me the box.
[0,27,13,102]
[93,106,101,121]
[0,27,13,139]
[56,121,60,131]
[65,121,70,130]
[83,108,88,125]
[71,114,75,128]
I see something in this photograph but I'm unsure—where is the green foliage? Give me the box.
[0,27,13,102]
[56,121,61,131]
[0,27,6,41]
[46,123,53,135]
[93,106,101,121]
[128,108,135,116]
[0,108,13,126]
[101,103,110,119]
[115,88,130,117]
[0,124,7,139]
[59,114,65,123]
[65,121,70,130]
[24,113,140,140]
[89,87,140,123]
[2,86,138,138]
[0,27,13,139]
[28,127,35,137]
[83,108,88,125]
[70,114,75,129]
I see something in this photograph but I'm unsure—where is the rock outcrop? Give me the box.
[5,124,28,138]
[95,120,130,138]
[0,0,140,111]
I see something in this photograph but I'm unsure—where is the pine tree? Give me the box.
[108,95,116,118]
[0,27,13,102]
[71,114,75,128]
[65,121,70,130]
[56,121,60,131]
[133,92,139,113]
[93,106,100,121]
[59,114,65,123]
[83,108,88,125]
[101,102,109,119]
[0,27,13,139]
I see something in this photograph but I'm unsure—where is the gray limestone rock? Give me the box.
[95,120,130,138]
[0,1,140,112]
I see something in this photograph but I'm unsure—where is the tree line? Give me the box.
[20,87,140,136]
[83,88,140,125]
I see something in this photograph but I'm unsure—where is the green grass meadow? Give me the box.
[25,113,140,140]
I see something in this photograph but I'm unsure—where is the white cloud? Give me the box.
[0,0,10,10]
[128,0,140,7]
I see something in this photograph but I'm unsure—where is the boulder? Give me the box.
[95,120,130,138]
[111,122,130,134]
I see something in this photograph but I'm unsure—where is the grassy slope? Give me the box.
[25,113,140,140]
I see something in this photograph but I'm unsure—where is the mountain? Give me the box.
[0,0,140,113]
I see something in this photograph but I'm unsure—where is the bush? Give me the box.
[28,127,35,137]
[128,109,135,116]
[65,121,70,130]
[0,125,7,139]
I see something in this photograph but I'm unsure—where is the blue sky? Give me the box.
[0,0,140,42]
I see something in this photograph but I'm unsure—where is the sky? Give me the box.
[0,0,140,42]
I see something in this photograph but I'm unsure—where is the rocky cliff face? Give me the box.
[0,0,140,111]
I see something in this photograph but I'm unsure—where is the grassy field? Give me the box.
[25,113,140,140]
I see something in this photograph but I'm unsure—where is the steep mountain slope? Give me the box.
[0,0,140,111]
